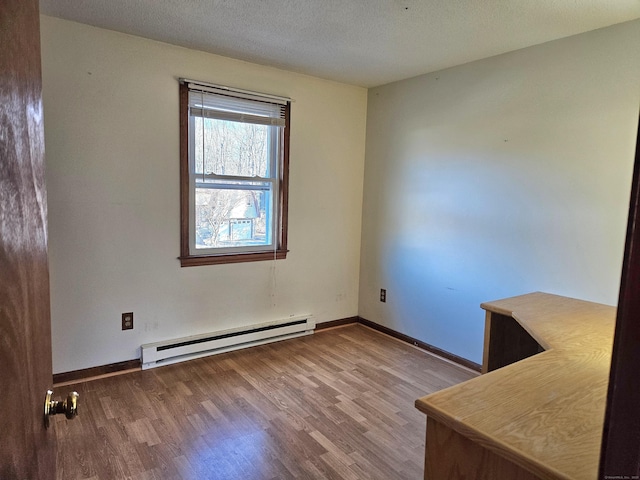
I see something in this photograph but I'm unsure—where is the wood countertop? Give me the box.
[415,292,616,479]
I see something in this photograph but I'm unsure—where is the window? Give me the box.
[179,80,290,266]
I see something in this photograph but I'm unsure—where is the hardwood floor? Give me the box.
[53,325,476,479]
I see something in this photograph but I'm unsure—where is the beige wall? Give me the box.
[41,16,367,373]
[359,20,640,364]
[42,15,640,373]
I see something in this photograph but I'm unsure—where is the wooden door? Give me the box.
[599,113,640,477]
[0,0,56,478]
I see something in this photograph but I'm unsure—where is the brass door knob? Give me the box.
[44,390,79,429]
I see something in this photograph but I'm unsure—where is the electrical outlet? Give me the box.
[380,289,386,303]
[122,312,133,330]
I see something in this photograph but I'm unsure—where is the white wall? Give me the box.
[359,20,640,364]
[41,16,367,373]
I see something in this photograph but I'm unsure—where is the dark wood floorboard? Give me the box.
[53,324,476,479]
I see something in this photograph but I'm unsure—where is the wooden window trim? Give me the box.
[178,82,290,267]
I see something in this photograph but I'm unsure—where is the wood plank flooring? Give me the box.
[53,324,476,479]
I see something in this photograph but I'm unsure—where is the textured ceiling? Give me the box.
[39,0,640,87]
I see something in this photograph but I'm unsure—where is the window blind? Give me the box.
[185,80,288,127]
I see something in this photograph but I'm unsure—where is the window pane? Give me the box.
[195,188,272,249]
[193,117,272,178]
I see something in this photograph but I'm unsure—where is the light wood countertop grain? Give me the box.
[415,292,616,479]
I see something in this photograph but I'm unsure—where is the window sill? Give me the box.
[179,250,288,267]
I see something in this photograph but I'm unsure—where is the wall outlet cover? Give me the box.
[122,312,134,330]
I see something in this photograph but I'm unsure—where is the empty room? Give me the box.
[2,1,640,479]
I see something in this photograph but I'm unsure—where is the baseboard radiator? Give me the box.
[141,315,314,370]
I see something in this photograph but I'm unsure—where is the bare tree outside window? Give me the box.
[193,117,271,248]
